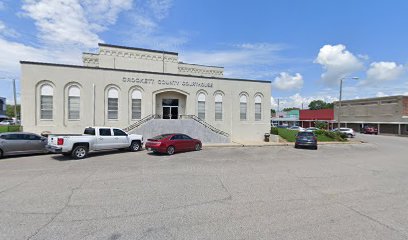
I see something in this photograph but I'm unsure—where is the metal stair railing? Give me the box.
[123,114,156,132]
[180,115,230,137]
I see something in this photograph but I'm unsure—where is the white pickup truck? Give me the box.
[47,127,143,159]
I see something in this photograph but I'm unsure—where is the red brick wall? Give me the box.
[403,97,408,115]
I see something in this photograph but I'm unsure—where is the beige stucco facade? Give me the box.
[20,43,271,142]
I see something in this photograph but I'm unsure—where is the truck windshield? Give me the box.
[84,128,95,135]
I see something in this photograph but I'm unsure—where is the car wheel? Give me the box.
[194,143,201,151]
[314,145,318,150]
[347,134,352,138]
[167,146,175,155]
[71,146,88,159]
[129,141,141,152]
[0,149,3,158]
[294,144,298,149]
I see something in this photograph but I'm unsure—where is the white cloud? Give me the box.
[272,93,338,110]
[366,61,405,82]
[376,91,388,97]
[315,44,364,85]
[21,0,133,48]
[270,97,278,109]
[0,37,81,75]
[181,43,288,79]
[0,20,19,38]
[272,72,303,90]
[147,0,173,20]
[403,92,408,96]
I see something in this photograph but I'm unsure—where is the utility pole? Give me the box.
[277,98,280,112]
[13,79,17,120]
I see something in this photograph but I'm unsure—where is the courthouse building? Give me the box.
[20,43,271,143]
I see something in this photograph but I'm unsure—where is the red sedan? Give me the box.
[363,126,378,135]
[145,133,202,155]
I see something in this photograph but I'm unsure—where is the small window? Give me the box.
[113,129,127,136]
[84,128,95,135]
[197,93,206,120]
[99,128,112,136]
[255,95,262,121]
[107,88,119,120]
[40,84,53,120]
[68,86,80,120]
[240,95,247,121]
[131,90,142,120]
[215,94,223,121]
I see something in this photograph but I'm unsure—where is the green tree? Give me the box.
[308,100,333,110]
[6,104,20,118]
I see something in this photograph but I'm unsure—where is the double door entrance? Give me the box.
[162,99,179,119]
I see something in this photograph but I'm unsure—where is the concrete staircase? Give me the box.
[126,116,230,143]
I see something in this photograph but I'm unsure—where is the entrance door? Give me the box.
[162,99,179,119]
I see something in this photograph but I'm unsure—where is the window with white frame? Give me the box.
[68,86,80,120]
[40,84,53,120]
[255,95,262,121]
[107,88,119,120]
[240,95,247,121]
[131,90,142,120]
[197,93,206,120]
[215,93,223,121]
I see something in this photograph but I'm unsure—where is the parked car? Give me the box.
[0,120,15,126]
[46,127,143,159]
[332,128,355,138]
[306,127,319,132]
[362,126,378,135]
[145,133,202,155]
[288,126,305,131]
[295,131,318,150]
[0,132,48,158]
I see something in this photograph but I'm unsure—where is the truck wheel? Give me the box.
[129,141,141,152]
[71,145,88,159]
[0,149,3,159]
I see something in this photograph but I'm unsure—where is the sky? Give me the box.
[0,0,408,109]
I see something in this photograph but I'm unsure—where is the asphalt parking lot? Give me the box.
[1,134,408,240]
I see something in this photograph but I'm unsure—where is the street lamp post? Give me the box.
[337,77,359,129]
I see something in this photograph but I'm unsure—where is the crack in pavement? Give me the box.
[26,168,100,240]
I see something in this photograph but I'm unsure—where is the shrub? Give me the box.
[270,127,279,135]
[314,121,328,129]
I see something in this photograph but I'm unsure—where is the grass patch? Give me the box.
[271,127,347,142]
[0,125,22,133]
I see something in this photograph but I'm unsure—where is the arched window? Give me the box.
[40,84,53,120]
[215,93,223,121]
[197,93,206,120]
[68,86,80,120]
[131,90,142,120]
[107,88,119,120]
[255,95,262,121]
[240,95,247,121]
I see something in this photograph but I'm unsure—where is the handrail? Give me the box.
[180,115,230,137]
[123,114,156,132]
[123,114,230,138]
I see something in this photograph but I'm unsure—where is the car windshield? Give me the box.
[151,134,173,140]
[297,132,315,137]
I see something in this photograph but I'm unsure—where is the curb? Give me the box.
[203,141,363,148]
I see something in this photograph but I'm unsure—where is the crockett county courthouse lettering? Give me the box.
[20,43,271,143]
